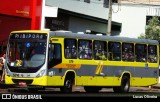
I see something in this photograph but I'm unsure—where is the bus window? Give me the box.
[9,42,22,62]
[122,43,134,62]
[135,44,147,62]
[64,39,77,59]
[148,45,157,63]
[48,43,62,68]
[93,40,107,60]
[108,42,121,61]
[78,40,92,59]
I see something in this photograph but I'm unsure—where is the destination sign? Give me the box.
[10,33,47,39]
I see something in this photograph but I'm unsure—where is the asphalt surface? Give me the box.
[0,85,160,101]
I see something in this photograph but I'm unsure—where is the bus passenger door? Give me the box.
[48,43,62,68]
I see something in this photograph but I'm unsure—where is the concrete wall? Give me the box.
[112,5,147,38]
[45,0,109,19]
[69,16,107,33]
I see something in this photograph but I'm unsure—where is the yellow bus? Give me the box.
[4,30,159,93]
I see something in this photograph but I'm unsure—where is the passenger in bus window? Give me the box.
[71,45,77,59]
[138,52,146,62]
[78,47,82,58]
[94,45,100,60]
[122,47,128,61]
[95,50,100,60]
[128,50,134,61]
[100,51,107,60]
[141,56,146,62]
[88,47,92,59]
[79,45,85,59]
[65,46,71,58]
[84,46,90,59]
[136,46,146,62]
[148,48,157,62]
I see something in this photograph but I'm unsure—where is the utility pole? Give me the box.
[107,0,112,36]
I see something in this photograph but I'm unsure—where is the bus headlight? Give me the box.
[36,70,45,77]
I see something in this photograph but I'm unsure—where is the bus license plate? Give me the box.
[19,82,26,86]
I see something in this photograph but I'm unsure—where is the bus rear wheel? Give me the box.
[113,76,130,93]
[60,78,73,93]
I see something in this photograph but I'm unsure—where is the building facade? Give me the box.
[0,0,43,55]
[113,0,160,38]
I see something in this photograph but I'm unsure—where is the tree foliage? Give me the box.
[138,16,160,43]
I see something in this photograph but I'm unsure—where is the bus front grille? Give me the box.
[12,79,33,84]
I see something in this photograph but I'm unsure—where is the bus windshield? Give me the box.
[7,33,47,73]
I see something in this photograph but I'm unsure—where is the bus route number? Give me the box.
[69,60,73,63]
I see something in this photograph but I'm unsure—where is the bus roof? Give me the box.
[11,30,49,34]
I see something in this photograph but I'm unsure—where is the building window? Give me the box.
[84,0,90,3]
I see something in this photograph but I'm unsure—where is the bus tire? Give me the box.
[60,78,73,93]
[113,76,130,93]
[84,86,101,93]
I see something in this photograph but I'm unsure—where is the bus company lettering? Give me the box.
[54,64,81,69]
[14,34,44,39]
[66,64,76,68]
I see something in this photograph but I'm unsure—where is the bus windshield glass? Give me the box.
[7,33,47,73]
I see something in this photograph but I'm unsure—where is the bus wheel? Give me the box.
[60,78,73,93]
[113,76,130,93]
[84,86,101,93]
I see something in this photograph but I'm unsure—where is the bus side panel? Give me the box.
[131,77,158,86]
[76,76,121,86]
[47,76,64,86]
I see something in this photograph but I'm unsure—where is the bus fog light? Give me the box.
[36,70,45,77]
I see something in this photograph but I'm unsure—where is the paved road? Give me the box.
[0,86,160,97]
